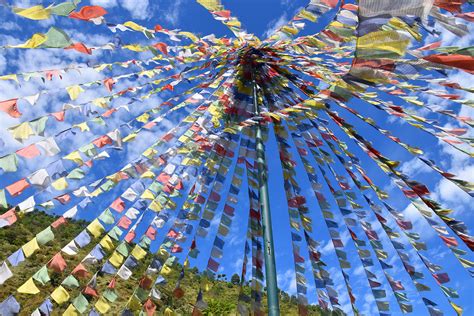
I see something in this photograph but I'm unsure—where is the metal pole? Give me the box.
[253,79,280,316]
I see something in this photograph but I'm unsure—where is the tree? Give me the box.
[231,273,240,285]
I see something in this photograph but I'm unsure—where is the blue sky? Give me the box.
[0,1,473,315]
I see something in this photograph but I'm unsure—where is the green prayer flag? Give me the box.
[103,289,118,302]
[98,209,115,225]
[0,154,19,173]
[67,168,85,180]
[36,227,54,245]
[116,242,130,257]
[32,265,50,285]
[62,275,80,288]
[42,27,72,48]
[0,189,7,208]
[108,226,122,241]
[50,2,76,16]
[30,116,48,136]
[72,293,89,313]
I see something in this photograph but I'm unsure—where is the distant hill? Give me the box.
[0,208,341,315]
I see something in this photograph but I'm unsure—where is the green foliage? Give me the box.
[0,209,343,315]
[230,273,240,285]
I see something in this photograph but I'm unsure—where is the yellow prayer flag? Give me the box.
[123,21,145,32]
[51,177,68,191]
[95,297,111,314]
[73,122,90,132]
[123,44,146,52]
[17,277,40,295]
[131,245,147,260]
[0,74,19,83]
[90,188,103,197]
[9,122,35,142]
[161,264,172,275]
[109,251,124,267]
[450,301,463,316]
[197,0,221,11]
[86,219,104,238]
[63,304,80,316]
[66,85,84,101]
[14,5,51,20]
[64,151,83,165]
[99,235,114,251]
[164,307,175,316]
[149,200,162,213]
[157,247,169,260]
[123,133,137,142]
[179,31,199,42]
[142,148,157,158]
[13,33,47,48]
[140,170,155,179]
[136,113,150,123]
[22,237,40,258]
[140,189,155,200]
[51,286,70,305]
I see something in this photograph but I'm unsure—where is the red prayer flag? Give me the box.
[103,78,115,92]
[51,216,67,228]
[145,227,157,240]
[6,178,30,197]
[51,110,66,121]
[48,253,67,273]
[83,286,99,297]
[92,135,112,148]
[125,230,136,243]
[0,98,21,118]
[69,6,107,20]
[117,216,132,229]
[424,54,474,74]
[153,42,168,55]
[72,263,89,278]
[16,144,41,159]
[65,42,92,54]
[110,197,125,212]
[0,209,17,226]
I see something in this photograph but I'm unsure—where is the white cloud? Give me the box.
[277,268,297,294]
[0,53,6,73]
[164,0,183,27]
[119,0,151,20]
[91,0,118,8]
[0,21,21,31]
[263,13,289,39]
[399,157,431,177]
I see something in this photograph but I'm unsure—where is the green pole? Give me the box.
[253,79,280,316]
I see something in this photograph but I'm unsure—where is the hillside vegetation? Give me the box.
[0,208,341,315]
